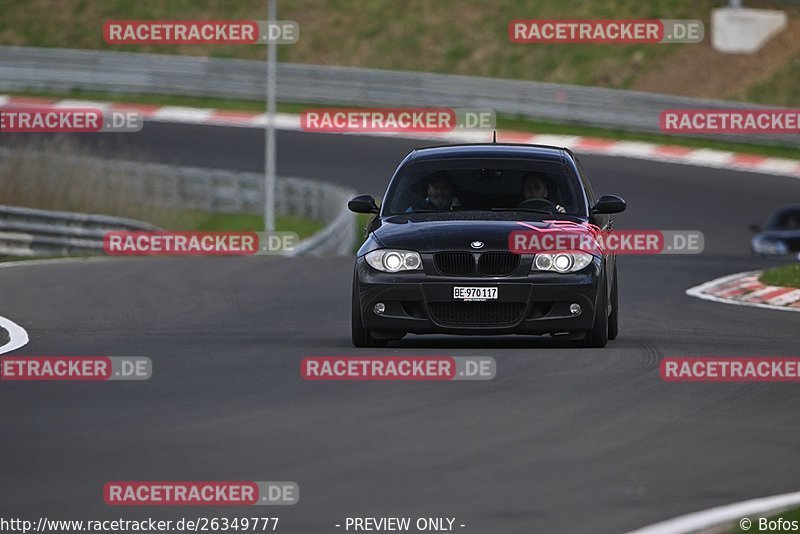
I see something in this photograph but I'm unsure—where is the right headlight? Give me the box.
[532,252,594,273]
[365,249,423,272]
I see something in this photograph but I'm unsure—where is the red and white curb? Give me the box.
[686,270,800,312]
[626,489,800,533]
[1,94,799,179]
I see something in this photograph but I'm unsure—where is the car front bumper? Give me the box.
[355,256,603,336]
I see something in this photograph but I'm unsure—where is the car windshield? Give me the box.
[382,157,586,217]
[765,207,800,230]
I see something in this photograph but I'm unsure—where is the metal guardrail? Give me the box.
[0,46,797,147]
[0,150,356,257]
[0,204,158,256]
[290,200,356,257]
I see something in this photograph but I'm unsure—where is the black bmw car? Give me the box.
[750,204,800,257]
[348,143,626,348]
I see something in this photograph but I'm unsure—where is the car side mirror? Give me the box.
[592,195,626,214]
[749,223,762,233]
[348,194,379,214]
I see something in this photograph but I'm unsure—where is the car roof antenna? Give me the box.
[492,130,497,143]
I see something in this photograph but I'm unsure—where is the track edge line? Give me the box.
[0,314,29,355]
[625,489,800,534]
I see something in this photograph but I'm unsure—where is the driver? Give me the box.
[416,170,460,211]
[783,212,800,230]
[520,172,566,213]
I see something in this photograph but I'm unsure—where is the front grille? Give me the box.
[434,252,474,276]
[434,252,520,277]
[428,302,526,326]
[478,252,520,276]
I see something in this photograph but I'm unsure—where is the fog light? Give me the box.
[569,303,581,316]
[374,302,386,315]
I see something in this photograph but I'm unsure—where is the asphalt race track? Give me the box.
[1,124,799,533]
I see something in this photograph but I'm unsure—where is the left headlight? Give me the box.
[752,237,788,256]
[365,249,423,272]
[532,252,594,273]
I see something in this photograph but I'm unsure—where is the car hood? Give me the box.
[756,230,800,239]
[373,213,591,252]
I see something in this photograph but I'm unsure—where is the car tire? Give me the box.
[575,273,609,348]
[351,269,388,348]
[607,263,619,341]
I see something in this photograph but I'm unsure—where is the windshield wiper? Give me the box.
[490,208,587,222]
[491,207,553,215]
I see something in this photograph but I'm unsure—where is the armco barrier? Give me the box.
[0,46,797,147]
[0,152,356,257]
[0,205,158,256]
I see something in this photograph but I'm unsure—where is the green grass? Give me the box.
[1,0,798,107]
[0,0,714,86]
[157,210,324,238]
[8,88,800,160]
[746,60,800,107]
[759,263,800,289]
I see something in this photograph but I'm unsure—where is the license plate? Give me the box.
[453,287,498,301]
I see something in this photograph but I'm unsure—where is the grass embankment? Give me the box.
[1,0,798,105]
[0,0,716,84]
[760,263,800,289]
[168,211,322,237]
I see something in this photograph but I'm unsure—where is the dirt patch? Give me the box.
[632,6,800,102]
